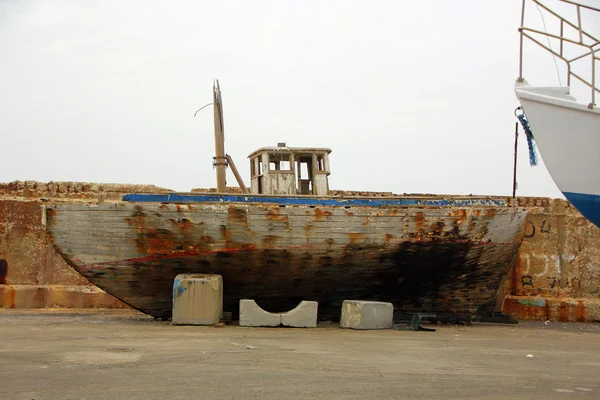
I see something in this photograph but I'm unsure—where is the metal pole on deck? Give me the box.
[213,80,227,193]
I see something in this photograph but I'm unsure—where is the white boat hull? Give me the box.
[515,82,600,227]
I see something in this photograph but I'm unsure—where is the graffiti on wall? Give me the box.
[511,212,600,298]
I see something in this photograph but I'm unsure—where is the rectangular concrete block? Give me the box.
[172,274,223,325]
[340,300,393,330]
[239,299,281,327]
[281,301,318,328]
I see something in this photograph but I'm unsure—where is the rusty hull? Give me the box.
[46,199,527,320]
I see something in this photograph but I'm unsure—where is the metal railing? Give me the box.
[518,0,600,109]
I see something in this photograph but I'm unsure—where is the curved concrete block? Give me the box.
[281,301,318,328]
[239,300,281,327]
[340,300,393,330]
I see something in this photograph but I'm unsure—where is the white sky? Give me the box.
[1,0,598,197]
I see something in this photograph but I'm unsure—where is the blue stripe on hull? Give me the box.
[563,192,600,228]
[122,193,507,207]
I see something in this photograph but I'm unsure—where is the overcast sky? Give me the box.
[1,0,598,197]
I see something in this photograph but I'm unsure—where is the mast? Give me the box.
[213,79,227,193]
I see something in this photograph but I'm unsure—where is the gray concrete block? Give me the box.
[281,301,318,328]
[239,300,281,327]
[172,274,223,326]
[340,300,393,330]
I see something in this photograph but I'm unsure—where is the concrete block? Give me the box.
[172,274,223,325]
[340,300,393,330]
[281,301,318,328]
[239,299,281,327]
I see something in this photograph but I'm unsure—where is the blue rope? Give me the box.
[516,109,538,166]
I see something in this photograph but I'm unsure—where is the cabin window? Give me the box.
[251,156,263,177]
[317,155,325,172]
[299,161,309,178]
[268,153,291,171]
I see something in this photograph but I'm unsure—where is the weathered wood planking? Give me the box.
[47,199,528,320]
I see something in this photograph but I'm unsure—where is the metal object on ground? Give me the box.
[172,274,223,325]
[393,313,437,332]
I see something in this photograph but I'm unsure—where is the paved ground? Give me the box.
[1,310,599,400]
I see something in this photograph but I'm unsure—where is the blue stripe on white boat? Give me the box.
[562,192,600,228]
[122,193,507,207]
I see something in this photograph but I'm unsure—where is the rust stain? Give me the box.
[384,234,395,246]
[266,207,288,223]
[314,208,332,221]
[415,212,425,230]
[451,209,467,224]
[133,205,147,217]
[502,297,546,320]
[262,235,279,246]
[362,217,371,226]
[7,286,16,308]
[199,235,215,245]
[558,301,569,321]
[472,209,481,217]
[485,209,497,217]
[228,206,247,224]
[429,221,445,236]
[135,229,175,255]
[347,232,366,245]
[219,225,231,243]
[345,211,355,216]
[168,217,192,232]
[304,223,313,234]
[576,301,585,322]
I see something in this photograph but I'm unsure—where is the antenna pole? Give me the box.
[213,80,227,193]
[512,122,519,201]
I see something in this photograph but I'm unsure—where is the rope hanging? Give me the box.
[515,107,538,166]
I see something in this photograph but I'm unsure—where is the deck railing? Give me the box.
[518,0,600,109]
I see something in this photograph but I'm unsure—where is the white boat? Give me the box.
[514,0,600,227]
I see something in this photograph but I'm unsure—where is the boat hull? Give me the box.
[515,83,600,227]
[46,196,527,320]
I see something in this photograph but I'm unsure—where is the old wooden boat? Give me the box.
[45,81,528,321]
[46,193,527,320]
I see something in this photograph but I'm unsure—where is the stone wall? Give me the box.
[0,181,172,310]
[1,181,599,321]
[501,199,600,322]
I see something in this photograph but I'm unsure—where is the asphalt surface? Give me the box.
[1,309,599,400]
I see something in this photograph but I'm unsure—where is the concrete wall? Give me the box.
[0,181,172,310]
[502,197,600,322]
[2,181,600,321]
